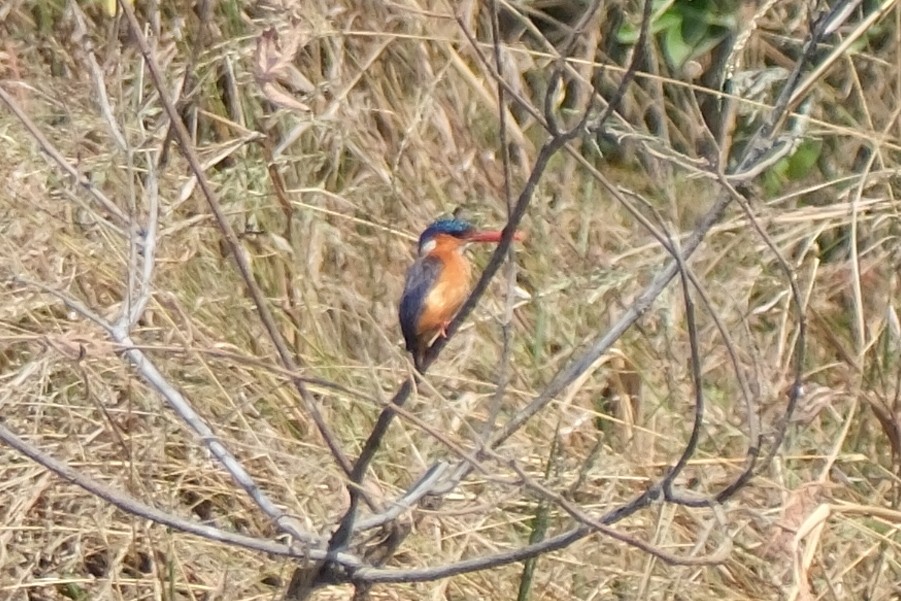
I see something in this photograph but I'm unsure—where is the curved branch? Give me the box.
[14,279,321,549]
[116,1,357,489]
[0,421,337,557]
[657,235,708,505]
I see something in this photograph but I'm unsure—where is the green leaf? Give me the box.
[617,10,681,44]
[681,13,710,46]
[785,140,822,180]
[663,17,693,66]
[763,157,791,195]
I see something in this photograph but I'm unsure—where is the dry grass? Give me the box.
[1,0,900,600]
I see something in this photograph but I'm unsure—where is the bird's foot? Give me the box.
[438,321,450,338]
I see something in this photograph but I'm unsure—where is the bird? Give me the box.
[398,217,523,372]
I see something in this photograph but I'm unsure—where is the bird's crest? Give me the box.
[417,218,473,254]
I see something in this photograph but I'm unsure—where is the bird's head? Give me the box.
[417,218,522,256]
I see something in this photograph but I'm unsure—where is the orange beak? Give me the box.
[464,229,525,243]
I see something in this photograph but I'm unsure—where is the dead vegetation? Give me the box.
[1,0,900,600]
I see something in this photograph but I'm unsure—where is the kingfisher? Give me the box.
[399,217,523,372]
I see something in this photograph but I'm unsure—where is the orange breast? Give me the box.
[417,243,471,337]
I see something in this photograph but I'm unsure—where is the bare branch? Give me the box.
[659,234,709,505]
[483,191,732,454]
[714,174,808,496]
[473,0,841,470]
[0,85,129,227]
[14,278,321,547]
[0,420,348,561]
[117,156,160,331]
[354,526,590,584]
[733,0,856,173]
[69,1,128,152]
[481,0,517,443]
[590,0,654,132]
[353,463,449,532]
[116,0,356,484]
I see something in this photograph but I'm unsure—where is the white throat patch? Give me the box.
[419,239,437,255]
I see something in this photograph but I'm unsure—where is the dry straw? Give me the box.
[1,0,900,600]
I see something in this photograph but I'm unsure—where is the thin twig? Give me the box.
[325,378,413,556]
[714,175,808,490]
[591,0,654,132]
[326,10,595,571]
[480,0,517,444]
[501,460,730,566]
[353,463,449,532]
[733,0,855,174]
[483,191,733,454]
[425,110,589,369]
[70,1,128,152]
[0,421,346,559]
[474,0,842,472]
[0,85,129,227]
[15,278,321,547]
[119,154,160,331]
[116,0,357,486]
[659,234,709,506]
[354,526,590,583]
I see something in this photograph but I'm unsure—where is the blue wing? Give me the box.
[399,256,442,354]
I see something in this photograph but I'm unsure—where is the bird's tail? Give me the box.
[413,344,426,373]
